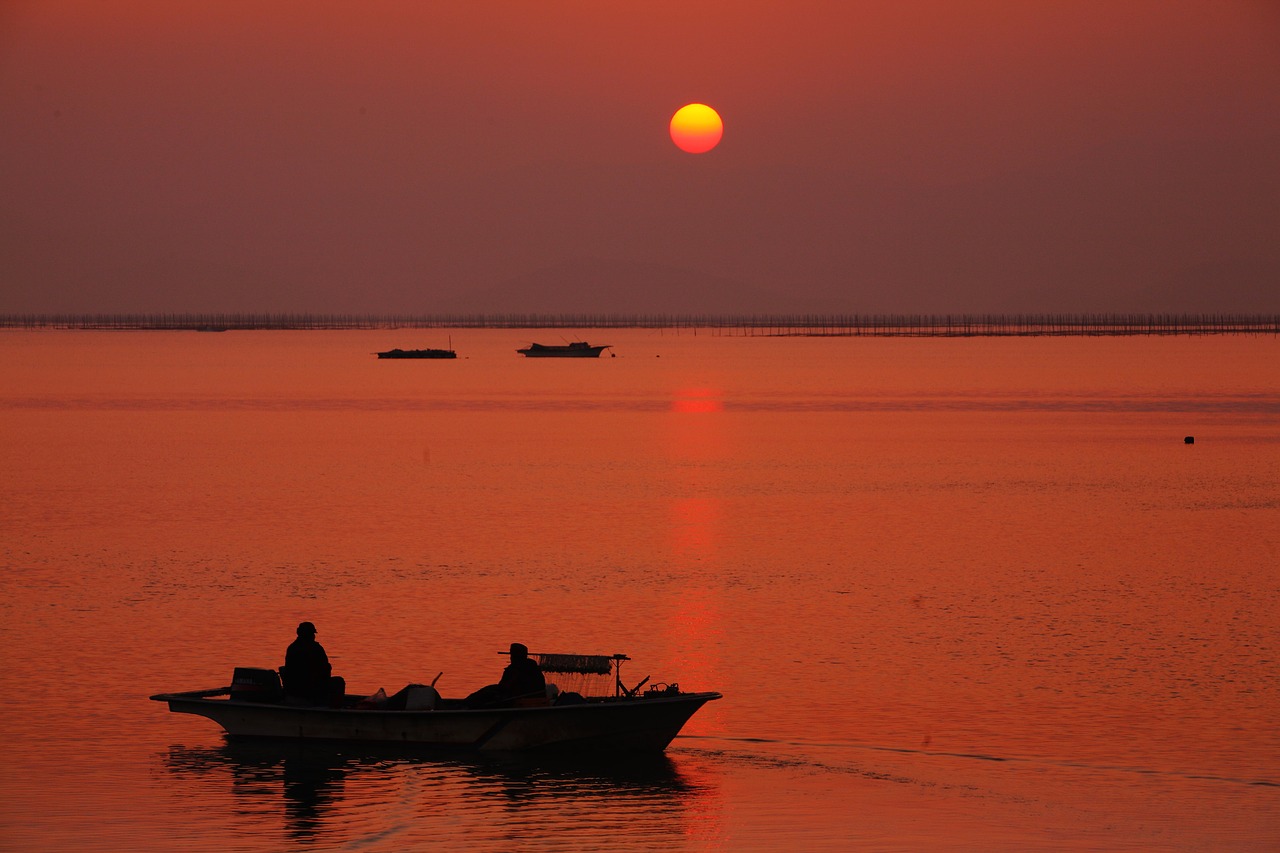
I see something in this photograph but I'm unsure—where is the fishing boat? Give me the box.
[151,653,719,753]
[376,347,457,359]
[516,341,611,358]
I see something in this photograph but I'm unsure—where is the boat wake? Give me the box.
[675,734,1279,789]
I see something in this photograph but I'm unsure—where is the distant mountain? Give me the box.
[441,258,836,316]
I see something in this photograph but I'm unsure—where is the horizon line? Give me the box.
[2,311,1277,336]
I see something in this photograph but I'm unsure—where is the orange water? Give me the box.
[1,330,1277,850]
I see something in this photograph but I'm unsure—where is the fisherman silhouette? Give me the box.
[281,622,344,706]
[464,642,547,708]
[498,642,546,703]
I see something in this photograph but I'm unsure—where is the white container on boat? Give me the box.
[405,685,438,710]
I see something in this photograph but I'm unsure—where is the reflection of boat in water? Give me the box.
[162,740,706,843]
[165,743,348,841]
[152,653,719,753]
[516,342,611,358]
[164,740,696,789]
[375,348,457,359]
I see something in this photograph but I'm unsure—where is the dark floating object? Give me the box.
[376,348,457,359]
[1184,436,1195,444]
[516,341,611,358]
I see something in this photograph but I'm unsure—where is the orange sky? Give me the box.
[1,1,1277,314]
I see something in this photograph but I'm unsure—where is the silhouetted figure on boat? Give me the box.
[465,642,548,708]
[281,622,345,706]
[500,642,547,702]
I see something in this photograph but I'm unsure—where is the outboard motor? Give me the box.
[230,667,283,702]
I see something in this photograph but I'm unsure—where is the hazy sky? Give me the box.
[2,1,1277,315]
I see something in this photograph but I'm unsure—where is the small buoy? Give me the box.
[1184,436,1195,444]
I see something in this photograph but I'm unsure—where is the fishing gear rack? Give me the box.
[522,652,643,698]
[497,651,651,697]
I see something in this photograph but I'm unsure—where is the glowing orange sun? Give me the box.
[670,103,723,154]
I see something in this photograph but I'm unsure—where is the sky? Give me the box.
[2,1,1278,316]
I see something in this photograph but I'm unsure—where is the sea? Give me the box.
[0,328,1276,851]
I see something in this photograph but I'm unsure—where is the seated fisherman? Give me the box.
[498,642,546,704]
[464,642,547,708]
[281,621,345,705]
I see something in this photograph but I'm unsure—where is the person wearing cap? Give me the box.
[282,621,341,705]
[498,642,546,705]
[463,642,547,708]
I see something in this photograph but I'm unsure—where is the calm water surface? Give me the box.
[1,330,1277,850]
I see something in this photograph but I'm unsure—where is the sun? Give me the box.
[670,103,723,154]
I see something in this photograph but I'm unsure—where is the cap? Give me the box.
[510,642,528,656]
[297,621,317,635]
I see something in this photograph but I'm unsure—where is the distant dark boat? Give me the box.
[376,348,457,359]
[516,342,611,358]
